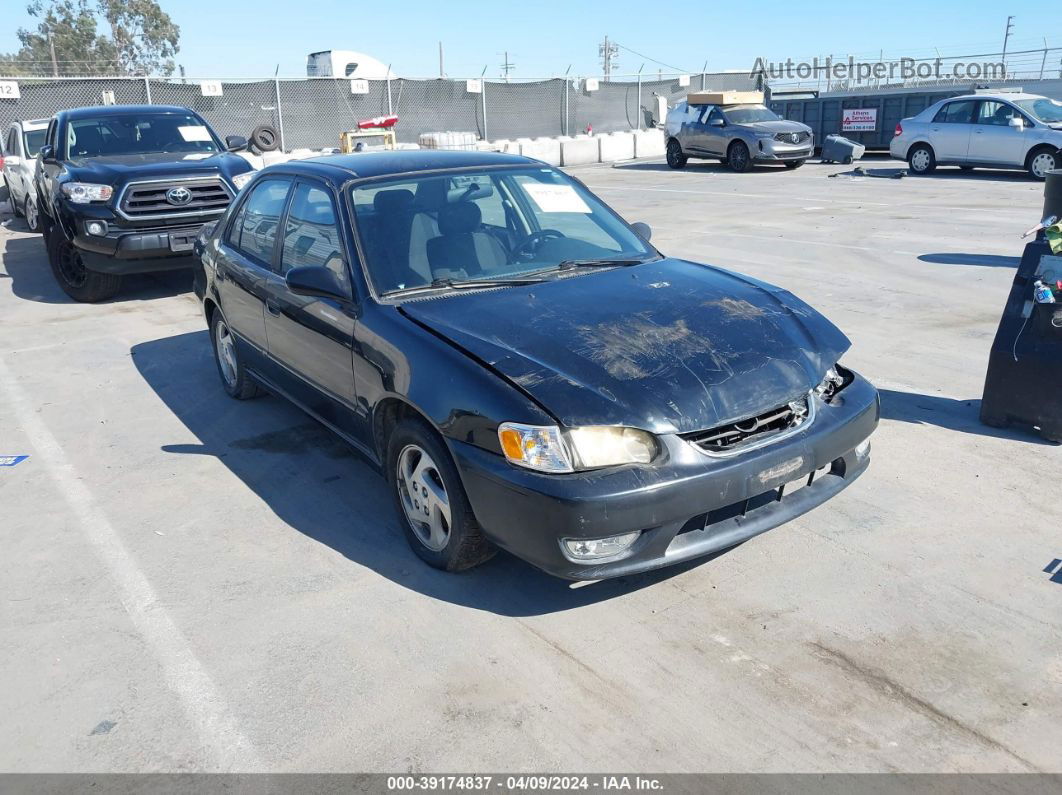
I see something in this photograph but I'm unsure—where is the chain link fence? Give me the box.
[0,72,758,151]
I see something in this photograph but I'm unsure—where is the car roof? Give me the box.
[12,118,49,130]
[942,92,1045,103]
[58,104,202,120]
[269,149,541,181]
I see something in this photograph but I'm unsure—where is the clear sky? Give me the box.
[2,0,1057,79]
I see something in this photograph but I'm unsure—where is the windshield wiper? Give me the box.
[555,257,648,271]
[382,276,544,298]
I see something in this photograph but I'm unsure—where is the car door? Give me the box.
[928,100,976,161]
[215,176,292,364]
[682,104,713,154]
[701,106,730,156]
[968,100,1028,165]
[262,179,368,447]
[3,126,22,205]
[37,118,62,211]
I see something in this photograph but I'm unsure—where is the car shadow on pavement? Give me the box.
[132,330,720,616]
[878,388,1054,445]
[918,253,1021,268]
[1,226,193,304]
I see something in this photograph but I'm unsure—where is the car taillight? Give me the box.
[0,155,4,169]
[894,122,903,137]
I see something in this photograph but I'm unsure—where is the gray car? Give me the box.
[665,101,814,172]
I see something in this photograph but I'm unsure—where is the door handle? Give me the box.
[266,299,282,316]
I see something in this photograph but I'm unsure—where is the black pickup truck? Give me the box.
[34,105,255,301]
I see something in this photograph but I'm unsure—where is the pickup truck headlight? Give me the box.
[498,423,658,473]
[814,365,852,403]
[61,183,113,204]
[231,171,255,191]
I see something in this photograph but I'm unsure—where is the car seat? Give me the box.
[426,202,508,277]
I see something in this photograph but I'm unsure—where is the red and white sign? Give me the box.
[841,108,877,132]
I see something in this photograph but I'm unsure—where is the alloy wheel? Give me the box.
[214,319,238,389]
[396,444,452,552]
[24,197,38,232]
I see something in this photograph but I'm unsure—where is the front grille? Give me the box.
[682,396,810,455]
[119,179,231,218]
[774,131,810,144]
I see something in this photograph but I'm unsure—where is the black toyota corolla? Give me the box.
[193,150,878,581]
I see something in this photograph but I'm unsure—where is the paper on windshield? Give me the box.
[523,183,591,214]
[182,152,212,160]
[178,125,212,142]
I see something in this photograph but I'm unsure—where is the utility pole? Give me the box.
[500,51,515,81]
[45,24,58,77]
[599,35,618,82]
[438,42,444,79]
[1041,38,1049,80]
[1002,15,1015,73]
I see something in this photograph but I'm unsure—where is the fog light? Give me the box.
[85,221,107,236]
[855,438,871,459]
[563,531,640,561]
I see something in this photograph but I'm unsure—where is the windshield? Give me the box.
[1014,98,1062,124]
[723,105,782,124]
[65,113,221,158]
[351,166,654,295]
[23,129,46,157]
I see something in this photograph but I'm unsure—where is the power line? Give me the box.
[611,41,688,74]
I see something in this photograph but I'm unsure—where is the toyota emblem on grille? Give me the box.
[166,186,192,206]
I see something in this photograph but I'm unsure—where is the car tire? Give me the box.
[249,125,280,153]
[209,309,262,400]
[47,225,122,302]
[727,141,753,173]
[386,416,496,572]
[784,160,805,169]
[1026,147,1058,181]
[907,144,936,175]
[665,138,687,169]
[23,195,39,232]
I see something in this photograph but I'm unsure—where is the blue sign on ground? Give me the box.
[0,455,29,467]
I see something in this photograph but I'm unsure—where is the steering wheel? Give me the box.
[513,229,564,260]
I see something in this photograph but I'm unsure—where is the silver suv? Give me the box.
[890,92,1062,179]
[665,101,814,172]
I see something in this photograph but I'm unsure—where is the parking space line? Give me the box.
[0,357,263,771]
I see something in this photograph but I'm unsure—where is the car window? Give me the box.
[23,129,46,157]
[280,182,347,284]
[722,105,781,124]
[933,101,975,124]
[5,127,16,156]
[976,101,1019,126]
[707,107,725,125]
[1014,97,1062,124]
[227,178,292,266]
[65,113,221,158]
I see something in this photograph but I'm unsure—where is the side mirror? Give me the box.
[225,135,248,151]
[1008,117,1024,129]
[709,117,725,127]
[39,144,57,163]
[285,265,351,301]
[631,221,652,242]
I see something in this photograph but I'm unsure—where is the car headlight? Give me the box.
[814,365,849,403]
[231,171,255,191]
[498,423,658,473]
[61,183,113,204]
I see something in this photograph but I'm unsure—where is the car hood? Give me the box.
[738,120,811,134]
[64,151,250,183]
[400,258,850,434]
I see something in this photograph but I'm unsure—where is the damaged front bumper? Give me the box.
[451,372,879,580]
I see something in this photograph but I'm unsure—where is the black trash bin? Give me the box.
[980,237,1062,441]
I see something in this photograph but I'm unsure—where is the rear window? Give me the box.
[933,101,975,124]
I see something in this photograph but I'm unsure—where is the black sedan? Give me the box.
[192,150,878,581]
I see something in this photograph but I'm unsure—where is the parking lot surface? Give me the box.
[1,157,1059,773]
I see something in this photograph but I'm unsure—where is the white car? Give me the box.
[2,117,49,230]
[890,92,1062,179]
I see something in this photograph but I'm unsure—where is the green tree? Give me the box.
[0,0,179,77]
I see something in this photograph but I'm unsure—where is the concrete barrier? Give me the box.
[598,131,635,162]
[633,129,666,159]
[560,135,599,166]
[518,137,562,166]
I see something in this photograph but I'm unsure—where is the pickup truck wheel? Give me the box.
[665,139,687,169]
[1027,147,1058,180]
[47,226,121,302]
[727,141,753,173]
[24,195,39,232]
[908,144,936,175]
[210,310,262,399]
[386,417,495,572]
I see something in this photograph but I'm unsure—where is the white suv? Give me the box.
[890,92,1062,179]
[2,117,49,230]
